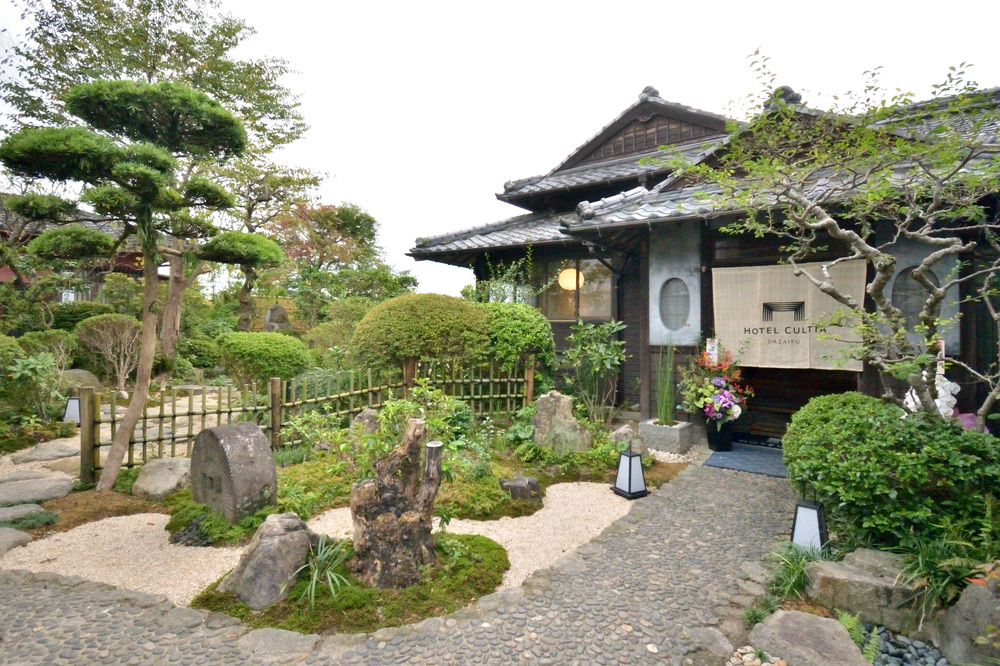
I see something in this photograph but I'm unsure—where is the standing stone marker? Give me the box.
[191,422,277,523]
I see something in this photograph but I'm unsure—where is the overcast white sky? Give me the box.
[4,1,1000,295]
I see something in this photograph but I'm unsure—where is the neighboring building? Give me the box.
[0,199,143,303]
[410,87,997,435]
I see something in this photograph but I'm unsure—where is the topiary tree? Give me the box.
[348,293,488,384]
[478,301,556,392]
[26,224,116,260]
[75,314,142,392]
[197,230,285,332]
[0,78,247,491]
[216,331,312,388]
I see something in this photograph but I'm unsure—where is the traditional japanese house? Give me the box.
[409,86,995,436]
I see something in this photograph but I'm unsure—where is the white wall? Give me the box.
[649,221,701,346]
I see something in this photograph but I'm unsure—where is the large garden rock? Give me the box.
[0,477,72,507]
[927,581,1000,665]
[611,424,648,454]
[262,303,293,332]
[59,368,104,394]
[132,458,191,501]
[805,548,922,633]
[190,423,277,523]
[748,610,869,666]
[532,390,592,454]
[351,408,380,435]
[12,439,78,463]
[217,512,315,610]
[499,474,541,501]
[0,527,32,555]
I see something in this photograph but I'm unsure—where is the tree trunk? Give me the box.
[97,249,159,492]
[160,252,205,362]
[236,265,257,332]
[348,419,445,588]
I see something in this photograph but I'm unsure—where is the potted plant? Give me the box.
[638,343,694,453]
[680,345,753,451]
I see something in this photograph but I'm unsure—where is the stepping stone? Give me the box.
[0,478,73,507]
[0,504,45,523]
[0,470,49,484]
[12,440,79,463]
[42,458,80,475]
[0,527,32,555]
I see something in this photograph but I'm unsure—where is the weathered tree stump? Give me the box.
[348,418,445,588]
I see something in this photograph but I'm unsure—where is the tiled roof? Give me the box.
[411,210,576,255]
[499,137,726,199]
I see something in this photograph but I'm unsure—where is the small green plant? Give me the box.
[655,343,678,426]
[768,543,824,599]
[291,535,352,608]
[506,422,534,444]
[113,466,142,494]
[7,352,64,422]
[742,605,767,628]
[563,319,628,425]
[836,610,880,662]
[754,647,769,662]
[756,594,781,614]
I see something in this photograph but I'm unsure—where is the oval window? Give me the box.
[659,278,690,331]
[891,266,939,329]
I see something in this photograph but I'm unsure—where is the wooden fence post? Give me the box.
[78,387,95,484]
[269,377,282,448]
[525,355,536,406]
[403,358,417,396]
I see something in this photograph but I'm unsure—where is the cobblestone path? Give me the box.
[0,464,797,665]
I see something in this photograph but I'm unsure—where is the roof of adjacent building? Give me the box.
[411,209,577,258]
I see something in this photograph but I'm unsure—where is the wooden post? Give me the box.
[403,358,417,395]
[525,355,536,406]
[79,387,96,485]
[269,377,282,448]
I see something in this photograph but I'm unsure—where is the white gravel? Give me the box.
[0,482,632,605]
[0,513,243,606]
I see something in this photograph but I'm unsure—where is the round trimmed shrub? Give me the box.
[51,301,114,331]
[217,331,312,387]
[478,301,555,376]
[198,231,284,268]
[177,335,221,370]
[783,391,1000,544]
[17,329,77,358]
[348,293,488,370]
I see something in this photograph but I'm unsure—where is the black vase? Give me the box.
[706,420,734,452]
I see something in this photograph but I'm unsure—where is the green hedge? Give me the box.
[783,392,1000,544]
[348,293,488,370]
[177,335,221,369]
[51,301,114,331]
[17,329,77,361]
[217,332,312,387]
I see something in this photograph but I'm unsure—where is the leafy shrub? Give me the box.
[564,320,628,425]
[51,301,114,331]
[302,300,373,368]
[217,332,312,387]
[784,392,1000,545]
[9,353,64,421]
[348,293,488,371]
[177,335,221,369]
[26,224,115,260]
[0,334,29,415]
[17,329,76,373]
[478,301,555,380]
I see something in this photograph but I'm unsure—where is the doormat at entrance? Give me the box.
[703,442,788,478]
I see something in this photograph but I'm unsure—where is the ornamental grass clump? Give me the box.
[679,346,752,429]
[655,343,678,426]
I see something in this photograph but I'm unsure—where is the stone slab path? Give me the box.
[0,464,797,665]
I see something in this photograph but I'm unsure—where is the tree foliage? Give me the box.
[26,224,115,261]
[349,294,488,371]
[674,60,1000,426]
[478,302,555,376]
[197,230,284,268]
[75,313,142,392]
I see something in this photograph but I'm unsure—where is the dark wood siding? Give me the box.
[619,251,643,407]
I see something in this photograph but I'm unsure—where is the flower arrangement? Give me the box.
[680,347,753,429]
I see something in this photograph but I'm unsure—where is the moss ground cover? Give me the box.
[191,533,509,635]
